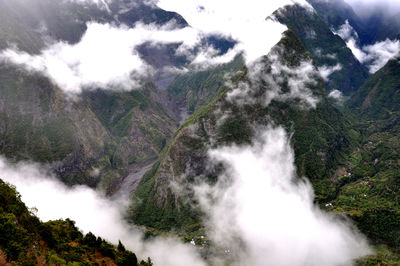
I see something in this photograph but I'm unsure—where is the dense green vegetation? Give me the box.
[82,83,178,167]
[0,178,152,265]
[325,57,400,259]
[351,57,400,119]
[0,56,178,190]
[167,55,244,113]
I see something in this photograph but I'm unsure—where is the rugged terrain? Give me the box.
[0,0,399,265]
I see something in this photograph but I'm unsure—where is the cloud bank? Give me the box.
[0,22,201,94]
[333,20,400,73]
[195,127,371,266]
[0,0,312,95]
[0,157,205,266]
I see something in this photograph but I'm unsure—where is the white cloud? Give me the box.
[0,23,151,94]
[332,20,400,73]
[362,39,400,73]
[318,63,342,81]
[344,0,400,19]
[0,2,373,265]
[0,122,372,264]
[227,52,320,109]
[194,127,372,266]
[332,20,366,61]
[0,0,315,94]
[157,0,313,65]
[328,89,345,101]
[0,157,205,266]
[0,21,216,94]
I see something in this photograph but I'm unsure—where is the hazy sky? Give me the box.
[345,0,400,18]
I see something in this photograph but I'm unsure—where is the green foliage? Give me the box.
[167,55,244,113]
[354,208,400,247]
[0,178,145,265]
[351,57,400,119]
[118,240,126,252]
[119,251,138,266]
[218,116,252,144]
[0,66,75,163]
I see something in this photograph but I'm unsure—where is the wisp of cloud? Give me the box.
[333,20,400,73]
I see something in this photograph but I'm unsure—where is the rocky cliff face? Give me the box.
[0,0,186,189]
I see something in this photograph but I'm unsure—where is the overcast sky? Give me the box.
[345,0,400,18]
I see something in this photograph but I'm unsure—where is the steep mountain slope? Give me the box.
[351,56,400,119]
[167,55,244,114]
[337,56,400,250]
[307,0,400,45]
[0,0,108,51]
[82,85,179,191]
[0,178,151,265]
[131,30,354,231]
[0,64,113,187]
[0,1,399,264]
[275,4,369,94]
[0,0,186,189]
[0,62,179,189]
[306,0,369,44]
[353,9,400,45]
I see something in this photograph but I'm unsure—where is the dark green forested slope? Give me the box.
[167,55,244,114]
[0,178,152,266]
[350,56,400,119]
[333,56,400,255]
[0,64,113,187]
